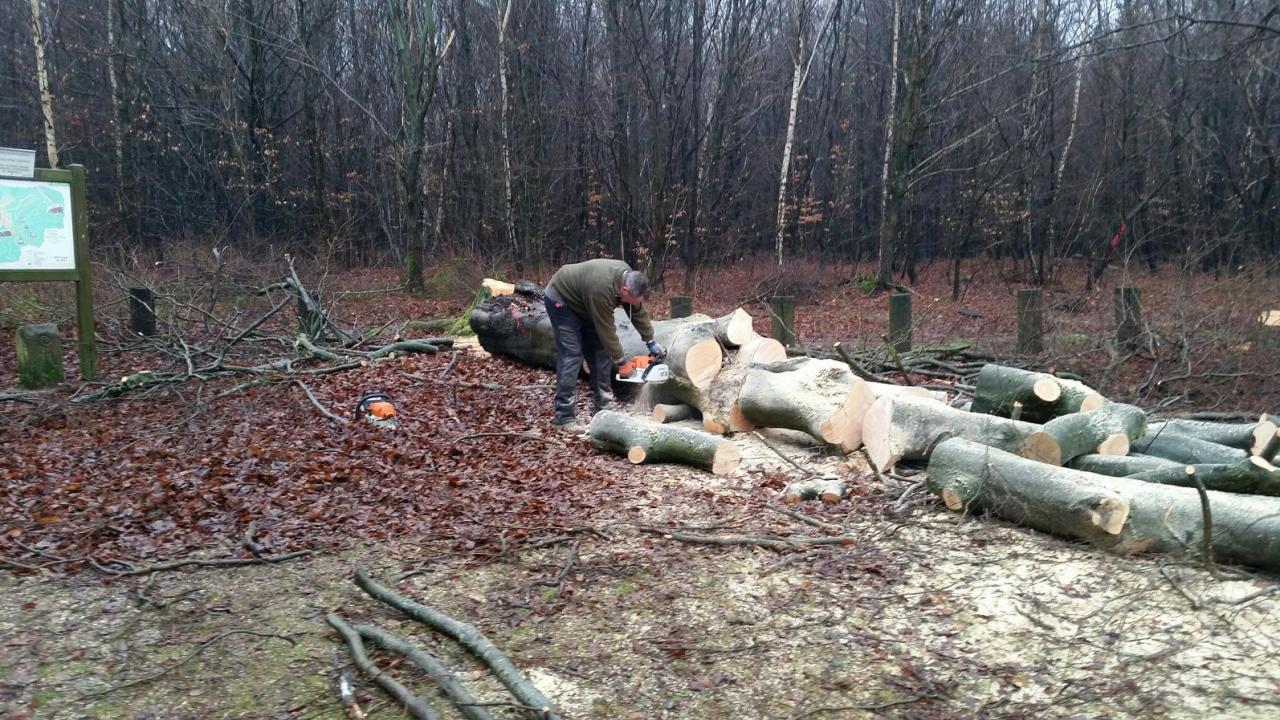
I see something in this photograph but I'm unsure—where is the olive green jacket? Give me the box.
[547,259,654,360]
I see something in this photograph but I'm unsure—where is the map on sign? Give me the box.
[0,178,76,270]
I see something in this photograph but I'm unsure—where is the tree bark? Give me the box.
[737,358,875,452]
[589,410,740,475]
[1146,418,1262,449]
[782,476,847,503]
[864,394,1040,472]
[1127,457,1280,497]
[928,438,1280,572]
[1132,431,1248,465]
[969,364,1105,422]
[1067,453,1182,477]
[29,0,60,168]
[1020,403,1148,466]
[698,334,787,434]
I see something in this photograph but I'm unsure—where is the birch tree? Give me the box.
[28,0,59,168]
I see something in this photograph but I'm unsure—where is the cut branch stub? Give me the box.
[589,410,740,475]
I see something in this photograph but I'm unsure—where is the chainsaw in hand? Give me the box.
[615,353,670,385]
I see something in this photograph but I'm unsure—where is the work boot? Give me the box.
[550,418,584,434]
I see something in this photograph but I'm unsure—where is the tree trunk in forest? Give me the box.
[928,437,1280,572]
[29,0,60,168]
[497,0,520,269]
[874,0,902,290]
[589,411,740,475]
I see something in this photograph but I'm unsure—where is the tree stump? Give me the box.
[128,287,156,336]
[16,323,64,389]
[1016,288,1043,354]
[888,292,912,352]
[1114,286,1143,349]
[770,296,796,347]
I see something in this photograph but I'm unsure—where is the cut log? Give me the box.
[1019,403,1148,466]
[481,278,516,297]
[1131,431,1248,465]
[652,315,724,391]
[1252,416,1278,456]
[737,359,875,452]
[927,437,1280,571]
[1146,418,1260,450]
[1067,453,1183,477]
[589,410,740,475]
[1128,457,1280,496]
[866,381,947,404]
[863,395,1040,472]
[714,308,756,348]
[969,364,1105,423]
[699,335,787,434]
[782,476,847,504]
[652,403,699,423]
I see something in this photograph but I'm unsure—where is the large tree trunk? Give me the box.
[1067,453,1182,477]
[1020,403,1148,466]
[927,437,1280,572]
[863,395,1040,472]
[1146,418,1262,450]
[698,335,787,434]
[969,364,1106,422]
[469,284,729,392]
[737,359,876,452]
[589,410,740,475]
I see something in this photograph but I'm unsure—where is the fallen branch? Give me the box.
[356,624,496,720]
[640,527,857,550]
[294,380,351,426]
[326,614,440,720]
[93,550,310,577]
[353,570,560,719]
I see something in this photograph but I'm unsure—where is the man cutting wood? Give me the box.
[544,259,665,431]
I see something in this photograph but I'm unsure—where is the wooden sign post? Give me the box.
[0,162,96,379]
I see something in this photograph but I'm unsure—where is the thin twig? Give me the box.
[294,380,351,426]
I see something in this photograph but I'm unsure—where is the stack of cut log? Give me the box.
[471,284,1280,570]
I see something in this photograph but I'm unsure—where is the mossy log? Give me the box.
[1128,457,1280,496]
[927,437,1280,572]
[1132,431,1248,465]
[1020,403,1148,466]
[969,364,1105,422]
[1066,453,1183,477]
[589,410,741,475]
[863,395,1040,472]
[737,359,875,452]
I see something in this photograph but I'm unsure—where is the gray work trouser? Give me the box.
[545,293,613,424]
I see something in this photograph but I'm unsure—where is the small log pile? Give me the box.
[471,284,1280,571]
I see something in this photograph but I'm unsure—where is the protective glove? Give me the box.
[646,340,667,359]
[616,356,638,377]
